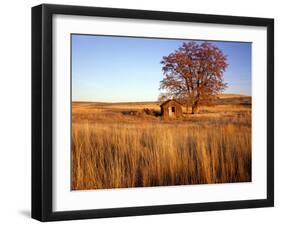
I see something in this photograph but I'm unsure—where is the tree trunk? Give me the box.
[191,106,195,114]
[185,103,189,115]
[191,101,199,114]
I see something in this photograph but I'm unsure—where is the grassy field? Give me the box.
[71,94,252,190]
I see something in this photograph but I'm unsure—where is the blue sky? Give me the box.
[72,34,251,102]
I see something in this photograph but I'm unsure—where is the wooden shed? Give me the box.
[160,100,183,119]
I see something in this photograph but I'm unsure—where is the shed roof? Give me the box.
[160,99,183,107]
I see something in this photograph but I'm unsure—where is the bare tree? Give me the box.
[159,41,228,114]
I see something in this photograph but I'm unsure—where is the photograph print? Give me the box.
[71,34,252,190]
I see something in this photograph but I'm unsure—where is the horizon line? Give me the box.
[72,93,252,103]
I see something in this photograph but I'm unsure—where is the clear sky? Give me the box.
[72,34,251,102]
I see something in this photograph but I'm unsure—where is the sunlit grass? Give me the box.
[71,98,251,190]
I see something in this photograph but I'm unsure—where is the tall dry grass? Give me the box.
[72,118,251,190]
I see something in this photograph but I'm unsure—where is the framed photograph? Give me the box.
[32,4,274,221]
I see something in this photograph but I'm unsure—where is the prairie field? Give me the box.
[71,95,252,190]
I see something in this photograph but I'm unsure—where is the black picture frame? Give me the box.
[32,3,274,222]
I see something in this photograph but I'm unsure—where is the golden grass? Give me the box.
[71,97,252,190]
